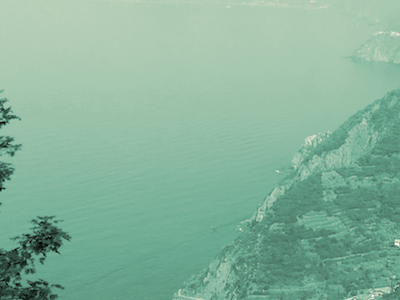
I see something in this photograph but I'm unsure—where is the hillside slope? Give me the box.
[352,31,400,64]
[173,89,400,300]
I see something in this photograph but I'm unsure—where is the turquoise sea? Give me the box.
[1,1,400,299]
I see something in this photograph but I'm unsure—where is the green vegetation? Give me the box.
[269,172,324,223]
[306,106,366,159]
[371,90,400,132]
[312,125,349,157]
[226,148,400,298]
[305,89,400,163]
[182,89,400,300]
[372,122,400,158]
[0,92,71,300]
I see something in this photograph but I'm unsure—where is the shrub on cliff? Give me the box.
[0,91,71,300]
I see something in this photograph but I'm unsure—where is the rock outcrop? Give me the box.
[351,31,400,64]
[173,89,400,300]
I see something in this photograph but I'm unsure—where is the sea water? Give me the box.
[0,1,400,299]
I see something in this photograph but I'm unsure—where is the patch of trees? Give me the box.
[372,107,400,157]
[315,236,347,259]
[371,90,400,132]
[0,92,71,300]
[333,186,379,220]
[304,90,400,163]
[357,154,400,178]
[378,184,400,222]
[310,106,365,158]
[308,127,348,159]
[269,172,323,224]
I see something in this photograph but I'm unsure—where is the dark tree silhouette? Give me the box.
[0,90,71,300]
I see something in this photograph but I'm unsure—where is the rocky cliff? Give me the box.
[352,31,400,64]
[173,89,400,300]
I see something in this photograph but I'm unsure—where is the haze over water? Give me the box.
[1,1,400,299]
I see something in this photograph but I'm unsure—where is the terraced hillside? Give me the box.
[173,89,400,300]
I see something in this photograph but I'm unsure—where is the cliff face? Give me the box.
[352,31,400,64]
[173,89,400,300]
